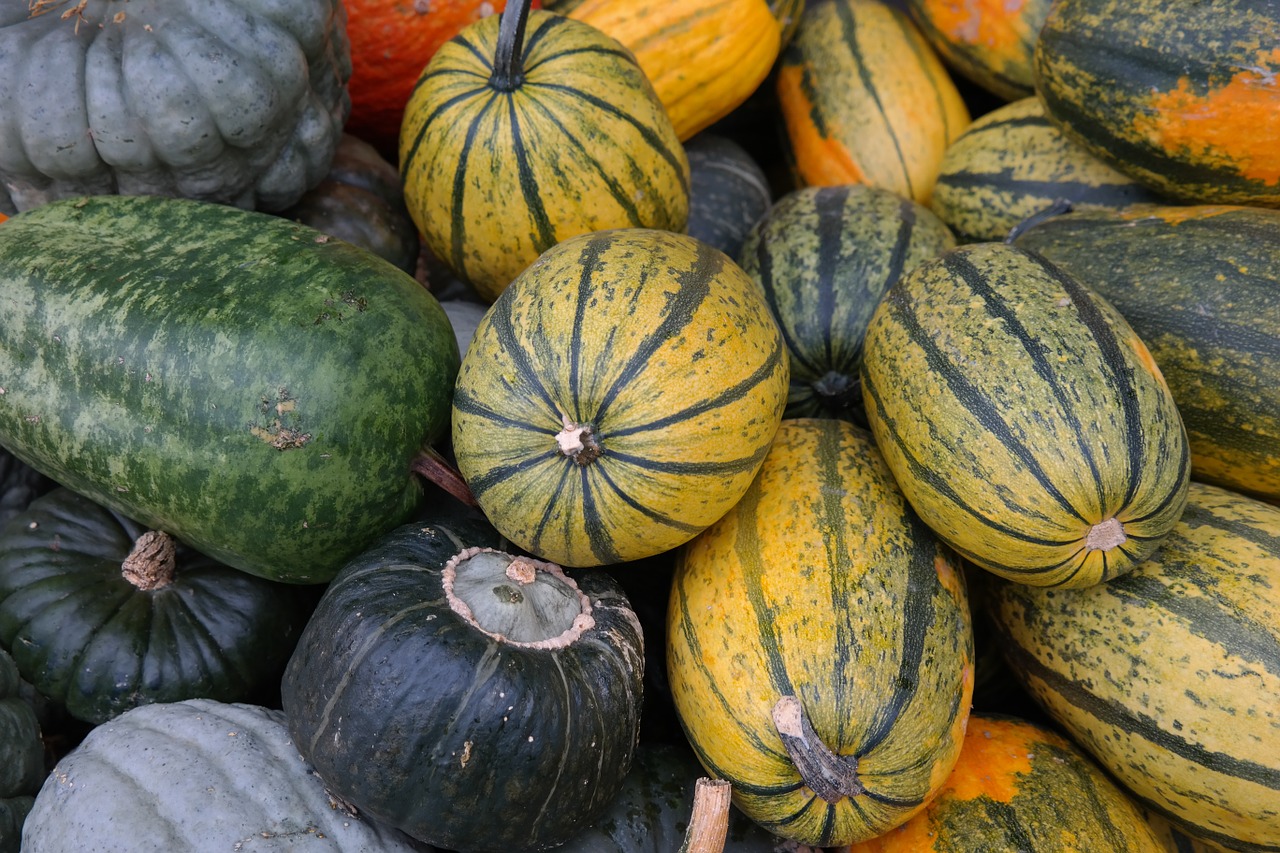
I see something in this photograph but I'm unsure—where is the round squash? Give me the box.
[903,0,1052,101]
[861,242,1190,588]
[668,418,974,847]
[0,450,54,529]
[451,228,789,568]
[0,648,41,853]
[399,0,689,302]
[0,0,351,213]
[685,133,773,262]
[281,520,646,852]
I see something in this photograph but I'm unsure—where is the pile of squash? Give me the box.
[0,0,1277,851]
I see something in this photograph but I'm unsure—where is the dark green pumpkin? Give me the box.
[685,133,773,261]
[281,520,647,853]
[0,450,54,529]
[0,488,313,725]
[0,648,41,853]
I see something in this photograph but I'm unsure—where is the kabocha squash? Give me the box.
[930,97,1166,243]
[0,648,40,853]
[843,714,1165,852]
[775,0,970,205]
[399,0,689,302]
[1012,204,1280,505]
[0,0,351,213]
[0,195,459,584]
[861,242,1190,588]
[0,488,311,725]
[903,0,1052,101]
[281,520,646,852]
[0,450,53,528]
[988,481,1280,853]
[738,184,956,424]
[685,133,774,261]
[1034,0,1280,207]
[451,228,788,568]
[21,699,426,852]
[668,419,974,847]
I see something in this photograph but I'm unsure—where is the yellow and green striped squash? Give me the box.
[988,481,1280,853]
[451,228,789,568]
[775,0,970,206]
[667,418,974,847]
[861,242,1190,588]
[399,5,689,302]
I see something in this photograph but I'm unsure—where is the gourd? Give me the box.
[281,520,646,852]
[668,418,974,847]
[0,195,459,585]
[0,450,54,528]
[20,699,427,852]
[399,0,689,302]
[0,648,41,853]
[0,488,313,725]
[450,228,789,568]
[0,0,351,213]
[685,133,773,261]
[861,241,1190,588]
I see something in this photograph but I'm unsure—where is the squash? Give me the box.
[861,241,1190,588]
[0,0,351,213]
[0,195,459,584]
[987,480,1280,853]
[1034,0,1280,207]
[685,133,774,261]
[20,698,426,852]
[281,520,646,852]
[0,648,41,853]
[667,418,974,847]
[738,183,956,424]
[399,0,689,302]
[775,0,970,205]
[0,488,313,724]
[1011,203,1280,506]
[842,714,1165,852]
[1145,810,1222,853]
[450,228,789,568]
[930,97,1166,243]
[0,450,54,529]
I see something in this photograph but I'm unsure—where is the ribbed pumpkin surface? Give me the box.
[775,0,970,205]
[861,242,1190,588]
[668,418,974,847]
[904,0,1052,100]
[1012,204,1280,505]
[451,228,788,568]
[930,97,1165,243]
[988,481,1280,853]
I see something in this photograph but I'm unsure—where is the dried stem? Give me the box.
[678,777,732,853]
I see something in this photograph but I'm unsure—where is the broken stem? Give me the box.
[678,777,732,853]
[411,446,479,507]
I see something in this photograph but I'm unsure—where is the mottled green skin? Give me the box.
[0,649,40,853]
[0,195,459,583]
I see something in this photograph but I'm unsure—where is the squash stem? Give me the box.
[678,777,732,853]
[490,0,534,92]
[410,446,479,507]
[772,695,864,804]
[121,530,176,591]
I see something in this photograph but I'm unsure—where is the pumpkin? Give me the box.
[738,183,956,424]
[450,228,789,568]
[281,520,646,852]
[668,418,974,847]
[988,480,1280,853]
[861,242,1190,588]
[0,648,41,853]
[685,133,774,261]
[20,699,427,852]
[0,0,351,213]
[0,450,54,529]
[842,714,1165,852]
[1034,0,1280,207]
[399,0,689,302]
[775,0,970,205]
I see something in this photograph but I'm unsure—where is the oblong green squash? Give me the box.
[1012,203,1280,505]
[988,481,1280,853]
[904,0,1052,101]
[861,242,1190,588]
[0,195,459,584]
[667,418,974,847]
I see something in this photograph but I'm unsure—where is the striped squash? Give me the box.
[399,2,689,302]
[860,242,1190,588]
[987,480,1280,853]
[1012,204,1280,506]
[903,0,1052,101]
[667,418,974,847]
[775,0,970,205]
[930,97,1166,243]
[842,714,1165,853]
[1034,0,1280,207]
[451,228,789,568]
[1145,811,1222,853]
[738,184,956,424]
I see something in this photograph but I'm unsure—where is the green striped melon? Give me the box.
[667,418,974,847]
[451,228,788,568]
[1012,203,1280,506]
[860,242,1190,588]
[987,480,1280,853]
[738,184,956,424]
[931,97,1166,243]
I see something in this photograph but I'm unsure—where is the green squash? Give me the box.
[0,648,41,853]
[0,450,54,528]
[685,133,773,261]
